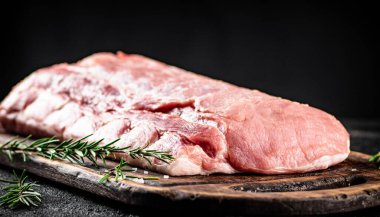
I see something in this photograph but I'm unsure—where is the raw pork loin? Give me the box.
[0,52,350,175]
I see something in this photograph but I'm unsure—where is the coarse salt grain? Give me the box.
[144,171,149,174]
[163,175,170,179]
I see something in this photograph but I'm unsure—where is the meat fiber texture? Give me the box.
[0,52,350,176]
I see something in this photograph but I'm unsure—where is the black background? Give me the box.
[2,1,379,118]
[1,2,380,216]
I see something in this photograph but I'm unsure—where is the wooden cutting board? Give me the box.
[0,133,379,216]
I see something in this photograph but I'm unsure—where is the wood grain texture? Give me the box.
[0,133,379,216]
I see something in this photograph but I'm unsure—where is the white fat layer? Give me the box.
[154,155,237,176]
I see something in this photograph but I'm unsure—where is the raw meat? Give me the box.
[0,52,350,175]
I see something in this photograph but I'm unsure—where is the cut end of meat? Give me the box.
[224,97,350,174]
[0,52,350,176]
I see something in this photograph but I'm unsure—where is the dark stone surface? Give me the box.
[0,167,143,217]
[1,118,379,217]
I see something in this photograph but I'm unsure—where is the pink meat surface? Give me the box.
[0,52,350,175]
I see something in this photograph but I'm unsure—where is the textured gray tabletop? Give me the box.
[1,118,379,217]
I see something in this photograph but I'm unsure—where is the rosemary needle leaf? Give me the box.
[74,149,84,157]
[90,149,97,158]
[98,174,111,184]
[369,152,379,162]
[5,151,13,161]
[369,152,380,169]
[21,153,27,162]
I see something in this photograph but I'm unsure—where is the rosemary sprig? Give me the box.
[0,170,41,208]
[0,135,174,189]
[0,134,174,167]
[128,146,175,164]
[0,135,123,166]
[369,152,380,169]
[98,159,159,184]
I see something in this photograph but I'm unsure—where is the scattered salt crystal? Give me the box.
[163,175,170,179]
[351,168,357,172]
[143,171,149,174]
